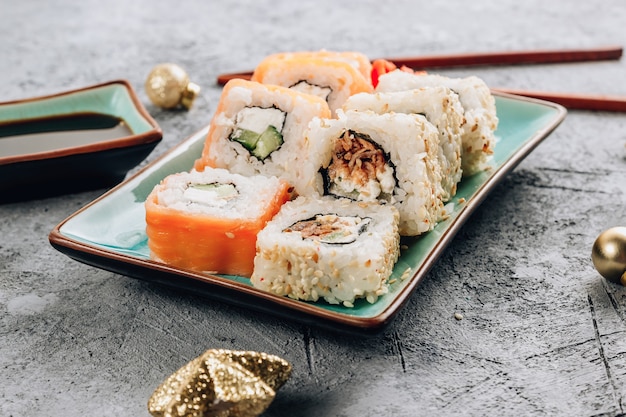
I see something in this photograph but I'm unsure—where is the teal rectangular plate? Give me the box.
[49,92,566,333]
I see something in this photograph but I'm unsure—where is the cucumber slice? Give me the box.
[230,128,260,151]
[184,182,238,205]
[190,182,237,198]
[252,125,283,160]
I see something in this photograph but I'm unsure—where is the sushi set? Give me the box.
[48,50,569,331]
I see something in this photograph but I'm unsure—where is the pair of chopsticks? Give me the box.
[216,45,626,112]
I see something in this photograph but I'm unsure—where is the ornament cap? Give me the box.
[180,81,200,110]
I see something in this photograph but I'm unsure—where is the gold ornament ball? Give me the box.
[145,63,200,110]
[591,226,626,285]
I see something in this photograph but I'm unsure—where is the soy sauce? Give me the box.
[0,113,133,158]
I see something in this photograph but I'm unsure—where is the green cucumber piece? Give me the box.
[230,128,260,151]
[190,183,237,198]
[252,125,283,160]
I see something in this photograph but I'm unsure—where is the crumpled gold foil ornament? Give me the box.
[148,349,292,417]
[145,63,200,110]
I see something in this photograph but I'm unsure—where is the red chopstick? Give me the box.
[492,88,626,112]
[217,72,254,85]
[216,45,623,85]
[384,45,623,69]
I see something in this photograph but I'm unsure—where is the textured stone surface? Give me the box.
[2,0,626,416]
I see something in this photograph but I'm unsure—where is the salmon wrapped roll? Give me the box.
[253,50,373,82]
[250,51,373,115]
[194,79,331,196]
[145,168,290,277]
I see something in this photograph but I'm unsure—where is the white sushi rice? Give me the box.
[204,81,329,196]
[251,196,400,307]
[375,70,498,175]
[153,168,286,220]
[307,109,444,236]
[343,86,464,201]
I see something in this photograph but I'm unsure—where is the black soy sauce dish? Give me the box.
[0,80,162,202]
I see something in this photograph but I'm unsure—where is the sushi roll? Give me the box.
[145,168,291,277]
[193,79,331,196]
[253,50,373,81]
[307,109,444,236]
[251,196,400,307]
[342,86,464,201]
[250,51,373,115]
[375,70,498,175]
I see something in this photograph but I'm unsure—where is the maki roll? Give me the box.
[307,109,444,236]
[250,51,373,115]
[194,79,331,196]
[145,168,291,277]
[342,86,464,201]
[253,50,373,80]
[251,196,400,307]
[375,70,498,175]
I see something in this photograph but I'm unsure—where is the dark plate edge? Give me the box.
[48,236,389,335]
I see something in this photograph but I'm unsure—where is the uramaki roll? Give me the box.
[307,109,444,236]
[145,168,290,277]
[252,50,372,82]
[251,51,373,115]
[375,70,498,175]
[343,86,464,201]
[194,79,331,197]
[251,196,400,308]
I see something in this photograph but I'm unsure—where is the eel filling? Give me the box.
[325,130,395,202]
[284,214,372,244]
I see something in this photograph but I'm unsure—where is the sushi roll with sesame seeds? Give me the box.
[342,86,465,201]
[375,70,498,175]
[306,109,444,236]
[250,196,400,307]
[193,79,331,196]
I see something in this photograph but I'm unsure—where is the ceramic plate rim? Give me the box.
[48,92,567,332]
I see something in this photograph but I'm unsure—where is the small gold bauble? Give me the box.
[591,226,626,285]
[145,63,200,110]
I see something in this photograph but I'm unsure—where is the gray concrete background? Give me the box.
[2,0,626,415]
